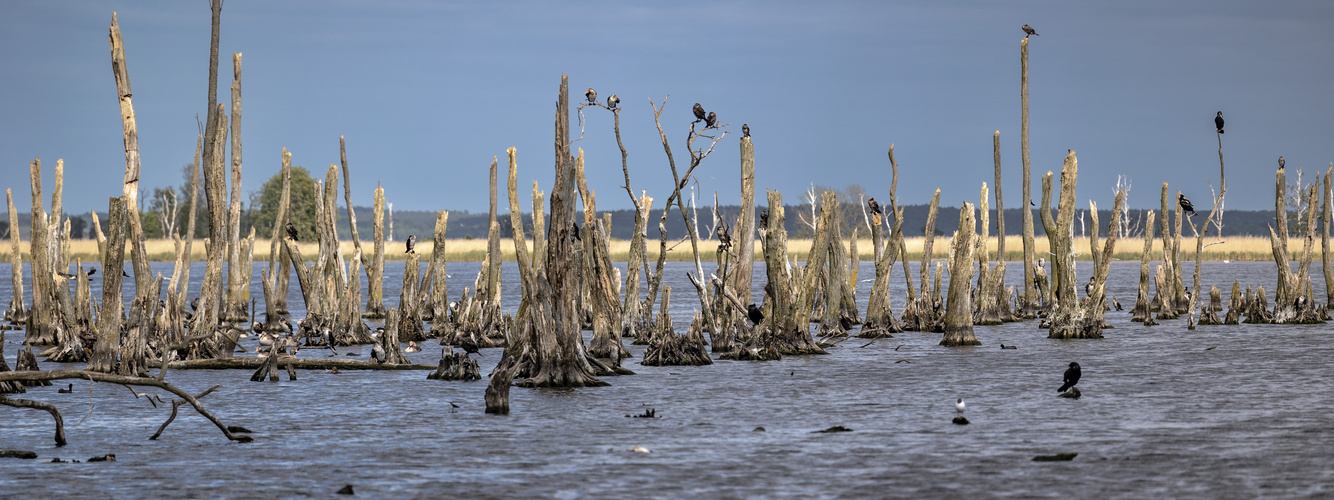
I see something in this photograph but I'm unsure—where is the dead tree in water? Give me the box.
[23,160,57,346]
[504,80,612,388]
[190,104,231,358]
[1080,191,1124,337]
[1323,164,1333,308]
[223,53,248,321]
[429,211,452,336]
[5,189,26,324]
[1131,210,1157,323]
[88,198,128,373]
[577,154,630,363]
[365,184,387,318]
[1041,150,1105,339]
[261,149,292,331]
[901,189,941,330]
[1267,172,1323,324]
[1185,128,1232,328]
[1019,36,1040,318]
[973,182,1005,325]
[941,203,980,346]
[860,147,906,337]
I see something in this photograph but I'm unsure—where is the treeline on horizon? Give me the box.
[0,204,1299,242]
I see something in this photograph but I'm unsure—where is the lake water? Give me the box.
[3,259,1333,498]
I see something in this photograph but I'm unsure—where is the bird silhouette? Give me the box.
[1178,193,1196,216]
[867,198,882,215]
[285,221,298,241]
[746,303,764,326]
[585,88,597,104]
[759,209,769,229]
[742,124,750,138]
[705,111,717,128]
[693,103,706,123]
[1057,362,1081,392]
[1278,156,1285,171]
[58,383,74,394]
[1022,24,1038,37]
[1215,111,1225,134]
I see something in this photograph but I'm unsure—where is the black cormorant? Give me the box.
[693,103,706,122]
[585,88,597,104]
[607,94,619,109]
[868,197,882,215]
[87,267,98,276]
[1178,193,1196,216]
[746,303,764,326]
[1113,296,1123,311]
[1022,24,1038,37]
[405,234,416,254]
[285,221,298,241]
[705,111,717,128]
[716,223,731,249]
[742,124,750,138]
[1215,111,1225,134]
[1057,362,1081,392]
[1279,156,1285,171]
[759,209,769,229]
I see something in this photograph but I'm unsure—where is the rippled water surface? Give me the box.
[3,260,1333,498]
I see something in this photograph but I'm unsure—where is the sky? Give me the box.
[2,1,1332,218]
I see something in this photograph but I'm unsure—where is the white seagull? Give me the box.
[956,398,966,414]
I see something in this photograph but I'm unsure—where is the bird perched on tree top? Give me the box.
[1178,193,1196,216]
[405,234,416,254]
[1057,362,1081,392]
[1022,24,1038,37]
[742,124,750,138]
[585,88,597,104]
[1215,111,1225,134]
[705,111,717,128]
[1278,156,1285,171]
[716,222,732,250]
[285,221,298,241]
[867,197,882,215]
[607,94,619,109]
[693,103,706,123]
[759,208,769,229]
[746,303,764,326]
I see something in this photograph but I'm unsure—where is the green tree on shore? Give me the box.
[248,166,319,241]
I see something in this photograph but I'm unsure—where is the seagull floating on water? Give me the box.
[956,398,966,414]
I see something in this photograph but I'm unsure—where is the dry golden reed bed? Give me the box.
[0,235,1315,263]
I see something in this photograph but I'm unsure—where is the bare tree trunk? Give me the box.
[1042,151,1092,339]
[88,197,128,373]
[1132,210,1157,322]
[974,183,1002,325]
[193,105,230,358]
[901,189,940,331]
[430,211,451,335]
[169,136,202,333]
[941,203,979,346]
[732,135,757,304]
[25,160,56,346]
[1019,37,1039,318]
[621,194,651,341]
[1324,164,1333,308]
[225,53,246,322]
[263,149,291,330]
[365,185,386,318]
[5,189,26,324]
[1269,168,1295,317]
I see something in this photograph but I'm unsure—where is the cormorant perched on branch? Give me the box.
[716,222,732,250]
[1178,193,1196,216]
[607,94,619,109]
[759,208,769,229]
[1057,362,1081,392]
[867,197,882,215]
[1085,276,1095,297]
[1022,24,1038,37]
[285,221,298,241]
[405,234,416,254]
[746,303,764,326]
[1215,111,1225,134]
[571,222,581,242]
[1112,296,1123,311]
[693,103,706,123]
[1278,156,1285,171]
[742,124,750,138]
[585,88,597,104]
[705,111,717,128]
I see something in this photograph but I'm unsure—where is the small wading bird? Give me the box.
[693,103,706,123]
[1215,111,1225,134]
[285,221,298,241]
[585,88,597,104]
[1178,193,1196,216]
[705,111,717,128]
[1278,156,1285,171]
[742,124,750,138]
[746,303,764,326]
[867,197,882,215]
[607,94,619,109]
[1022,24,1038,37]
[405,234,416,254]
[956,398,966,414]
[1058,362,1081,393]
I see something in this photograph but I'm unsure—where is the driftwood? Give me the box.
[0,369,252,444]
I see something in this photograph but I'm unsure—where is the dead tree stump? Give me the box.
[941,203,979,346]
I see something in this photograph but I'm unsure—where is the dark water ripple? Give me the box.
[2,260,1333,497]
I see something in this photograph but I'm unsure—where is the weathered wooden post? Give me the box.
[1323,164,1333,308]
[941,203,980,346]
[1040,151,1085,338]
[429,211,451,335]
[902,189,940,330]
[108,13,153,311]
[25,160,58,346]
[1019,36,1040,318]
[5,189,25,324]
[262,149,291,330]
[974,183,1003,325]
[621,193,652,341]
[225,52,247,321]
[1131,210,1157,322]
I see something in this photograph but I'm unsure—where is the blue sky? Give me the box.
[2,1,1332,216]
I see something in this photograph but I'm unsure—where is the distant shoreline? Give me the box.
[0,236,1312,263]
